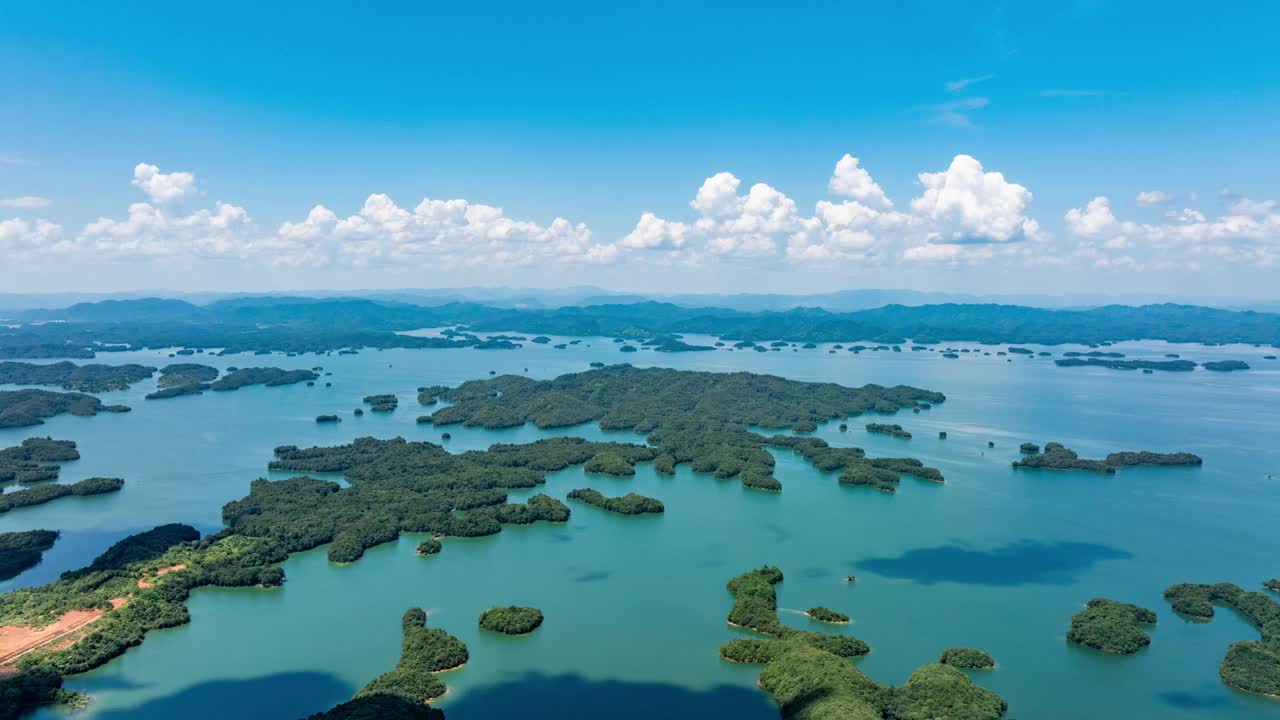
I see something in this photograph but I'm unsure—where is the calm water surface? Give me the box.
[3,336,1279,719]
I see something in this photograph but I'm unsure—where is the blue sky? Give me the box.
[2,1,1278,297]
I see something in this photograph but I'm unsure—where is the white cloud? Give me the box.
[80,200,254,258]
[0,218,69,256]
[910,155,1042,244]
[1135,190,1173,207]
[0,196,51,209]
[945,74,994,93]
[620,212,688,249]
[132,163,197,204]
[828,154,892,209]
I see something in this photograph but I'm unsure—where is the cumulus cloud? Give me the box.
[1135,190,1173,207]
[909,155,1043,245]
[0,218,69,256]
[828,155,892,209]
[620,212,688,249]
[1066,194,1280,269]
[0,196,51,209]
[131,163,197,204]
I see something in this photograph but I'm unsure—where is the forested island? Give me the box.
[0,530,61,581]
[0,477,123,515]
[0,437,78,483]
[0,361,155,392]
[309,607,464,718]
[155,363,219,387]
[1203,360,1250,371]
[363,394,398,412]
[422,364,942,492]
[210,367,318,391]
[565,488,664,515]
[720,566,1006,720]
[0,389,129,428]
[1066,598,1157,654]
[5,296,1280,359]
[806,606,849,624]
[1163,582,1280,697]
[1266,579,1280,593]
[1054,358,1197,371]
[866,423,911,439]
[939,647,996,669]
[478,605,544,634]
[1014,443,1202,473]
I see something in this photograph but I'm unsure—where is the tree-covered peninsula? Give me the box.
[566,488,664,515]
[309,608,464,718]
[0,530,61,581]
[1066,598,1157,654]
[0,477,124,515]
[0,389,129,428]
[720,566,1006,720]
[423,365,943,492]
[478,605,544,634]
[939,647,996,669]
[0,361,156,393]
[1014,443,1203,473]
[210,367,319,391]
[1163,582,1280,697]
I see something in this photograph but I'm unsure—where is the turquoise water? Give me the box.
[3,337,1279,719]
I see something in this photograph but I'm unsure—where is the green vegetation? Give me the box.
[0,361,156,392]
[1013,443,1114,473]
[1,437,78,483]
[865,423,911,439]
[1163,582,1280,697]
[0,389,129,428]
[1265,579,1279,593]
[478,605,544,634]
[315,415,341,423]
[806,606,849,623]
[1055,358,1197,371]
[426,365,941,492]
[723,567,1006,720]
[1019,443,1040,454]
[363,394,398,412]
[939,647,996,669]
[1067,598,1157,654]
[566,488,664,515]
[0,530,60,581]
[0,667,79,720]
[156,363,219,387]
[1103,451,1202,466]
[209,367,319,391]
[416,538,441,556]
[0,477,124,515]
[1203,360,1250,371]
[417,385,447,405]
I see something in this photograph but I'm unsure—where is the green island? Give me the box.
[417,385,447,405]
[0,530,61,582]
[0,361,156,393]
[939,647,996,669]
[477,605,544,634]
[721,567,1006,720]
[1014,443,1203,473]
[1163,582,1280,697]
[416,538,441,556]
[865,423,911,439]
[566,488,664,515]
[770,435,943,493]
[0,477,124,515]
[1054,358,1197,371]
[1265,579,1280,593]
[423,365,942,492]
[307,607,465,718]
[1,437,79,484]
[1063,350,1124,358]
[209,367,319,391]
[155,363,219,388]
[315,415,341,423]
[0,389,129,428]
[806,606,849,624]
[363,394,399,412]
[1066,598,1157,654]
[1019,443,1040,454]
[1203,360,1250,371]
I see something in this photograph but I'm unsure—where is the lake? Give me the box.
[3,335,1279,719]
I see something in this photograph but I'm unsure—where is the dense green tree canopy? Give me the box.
[1163,582,1280,697]
[0,361,156,393]
[939,647,996,669]
[478,606,544,634]
[1066,599,1157,654]
[0,389,129,428]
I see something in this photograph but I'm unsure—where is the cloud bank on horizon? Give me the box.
[4,155,1277,281]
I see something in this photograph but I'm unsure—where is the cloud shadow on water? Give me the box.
[854,540,1132,586]
[92,671,354,720]
[1156,689,1232,710]
[443,672,775,720]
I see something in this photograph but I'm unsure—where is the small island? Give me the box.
[315,415,341,423]
[1019,442,1040,454]
[1203,360,1250,372]
[566,488,664,515]
[0,477,124,515]
[806,606,849,624]
[416,538,442,556]
[210,367,319,391]
[1055,358,1196,372]
[363,394,398,412]
[1066,598,1157,654]
[1265,579,1280,593]
[1013,443,1114,473]
[1103,451,1202,467]
[478,605,544,635]
[939,647,996,669]
[866,423,911,439]
[0,389,130,428]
